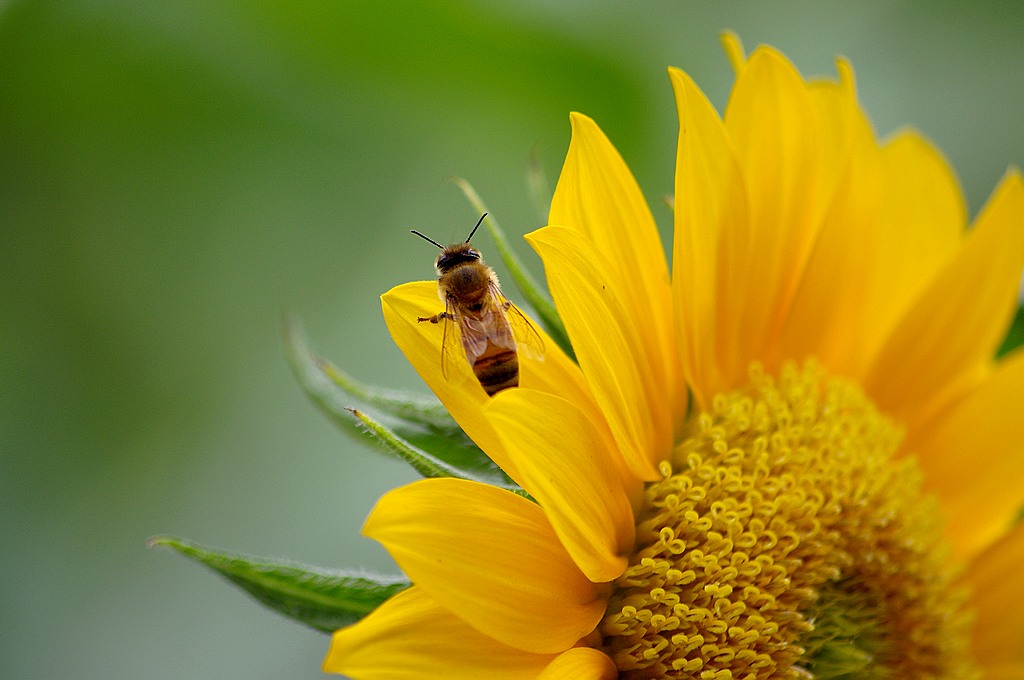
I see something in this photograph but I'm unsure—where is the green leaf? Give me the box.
[451,177,575,360]
[997,304,1024,357]
[349,408,526,496]
[148,536,407,633]
[349,407,504,484]
[283,316,455,430]
[354,407,526,494]
[282,316,507,480]
[386,423,506,480]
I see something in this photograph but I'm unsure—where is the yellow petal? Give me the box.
[382,281,594,484]
[723,45,826,377]
[719,31,746,75]
[487,389,636,582]
[965,522,1024,669]
[363,478,606,654]
[324,586,557,679]
[861,131,967,365]
[526,226,668,480]
[908,348,1024,561]
[549,112,685,431]
[538,648,618,680]
[864,170,1024,431]
[805,69,854,207]
[549,113,667,313]
[780,77,884,377]
[669,65,750,404]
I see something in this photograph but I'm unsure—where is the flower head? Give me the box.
[325,35,1024,679]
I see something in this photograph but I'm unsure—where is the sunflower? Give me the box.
[324,35,1024,679]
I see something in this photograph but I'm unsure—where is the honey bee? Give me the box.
[412,213,543,396]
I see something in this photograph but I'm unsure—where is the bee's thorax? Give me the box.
[441,262,492,305]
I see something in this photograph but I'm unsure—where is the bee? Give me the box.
[411,213,543,396]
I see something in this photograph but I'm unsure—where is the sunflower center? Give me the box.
[599,362,976,679]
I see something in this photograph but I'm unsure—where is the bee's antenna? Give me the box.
[410,230,444,249]
[465,212,488,243]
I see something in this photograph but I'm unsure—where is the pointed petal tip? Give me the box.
[834,56,856,97]
[719,31,745,72]
[668,65,715,118]
[666,64,691,86]
[978,165,1024,227]
[744,42,803,78]
[568,111,599,135]
[667,64,693,91]
[523,225,545,241]
[993,167,1024,219]
[882,128,968,218]
[1001,166,1023,189]
[381,280,434,307]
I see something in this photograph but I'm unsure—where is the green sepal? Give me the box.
[284,316,455,431]
[451,177,575,360]
[283,317,508,481]
[997,304,1024,357]
[348,406,520,492]
[148,536,407,633]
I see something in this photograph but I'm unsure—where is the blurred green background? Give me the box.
[2,2,1021,678]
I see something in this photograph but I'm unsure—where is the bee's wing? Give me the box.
[455,309,491,363]
[439,296,469,381]
[490,283,545,360]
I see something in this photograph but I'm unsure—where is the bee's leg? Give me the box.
[417,312,455,324]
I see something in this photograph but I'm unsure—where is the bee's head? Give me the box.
[410,213,488,274]
[434,244,481,273]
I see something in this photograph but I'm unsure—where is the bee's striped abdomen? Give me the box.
[473,342,519,396]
